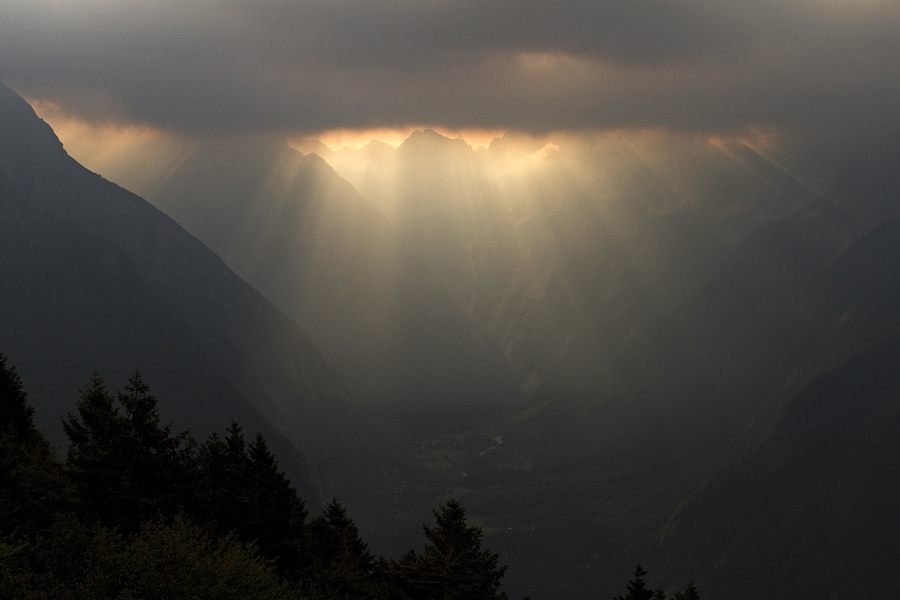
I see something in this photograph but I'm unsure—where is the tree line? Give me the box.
[0,353,509,599]
[0,352,700,599]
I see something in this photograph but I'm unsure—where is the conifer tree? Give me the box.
[0,353,66,536]
[198,423,308,574]
[673,580,700,600]
[381,499,507,600]
[310,499,372,571]
[197,430,229,525]
[196,421,253,535]
[307,498,375,598]
[614,563,662,600]
[218,421,253,533]
[245,432,307,573]
[63,371,192,530]
[117,371,192,523]
[62,373,130,527]
[0,353,37,442]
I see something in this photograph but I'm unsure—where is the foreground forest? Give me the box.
[1,354,705,599]
[0,354,509,599]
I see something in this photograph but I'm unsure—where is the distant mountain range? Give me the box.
[311,129,826,396]
[305,128,900,598]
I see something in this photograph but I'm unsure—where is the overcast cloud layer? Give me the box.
[1,0,899,137]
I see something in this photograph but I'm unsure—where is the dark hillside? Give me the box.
[0,197,317,502]
[446,151,900,598]
[0,81,389,513]
[656,329,900,600]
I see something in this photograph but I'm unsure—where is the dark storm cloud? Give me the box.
[1,0,899,135]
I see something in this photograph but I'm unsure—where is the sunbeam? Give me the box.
[37,112,824,400]
[29,98,198,199]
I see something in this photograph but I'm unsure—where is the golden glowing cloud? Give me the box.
[299,127,508,152]
[29,99,197,198]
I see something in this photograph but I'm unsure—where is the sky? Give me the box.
[1,0,899,142]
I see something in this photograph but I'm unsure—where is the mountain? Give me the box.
[142,134,522,421]
[0,192,320,500]
[156,127,856,597]
[290,129,842,597]
[316,130,900,598]
[18,88,900,599]
[478,152,900,597]
[0,82,389,513]
[316,130,825,397]
[656,323,900,599]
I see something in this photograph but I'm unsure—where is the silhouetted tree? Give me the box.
[201,421,253,533]
[0,353,37,442]
[62,371,192,531]
[673,580,700,600]
[245,432,307,574]
[196,430,228,524]
[381,499,507,600]
[306,498,374,598]
[198,422,307,575]
[117,371,194,523]
[614,563,661,600]
[62,373,130,526]
[0,353,68,536]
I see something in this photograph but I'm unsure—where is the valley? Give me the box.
[4,80,900,599]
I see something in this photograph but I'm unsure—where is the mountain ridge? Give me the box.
[0,81,392,513]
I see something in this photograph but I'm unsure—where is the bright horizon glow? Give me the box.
[30,98,172,157]
[304,127,509,151]
[26,100,823,389]
[28,98,815,226]
[29,98,198,199]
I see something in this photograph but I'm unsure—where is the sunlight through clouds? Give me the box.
[29,98,198,199]
[32,98,837,406]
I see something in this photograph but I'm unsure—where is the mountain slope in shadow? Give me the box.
[0,192,319,504]
[437,143,900,599]
[656,323,900,600]
[0,81,392,514]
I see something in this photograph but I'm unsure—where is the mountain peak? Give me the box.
[397,128,472,158]
[291,137,333,157]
